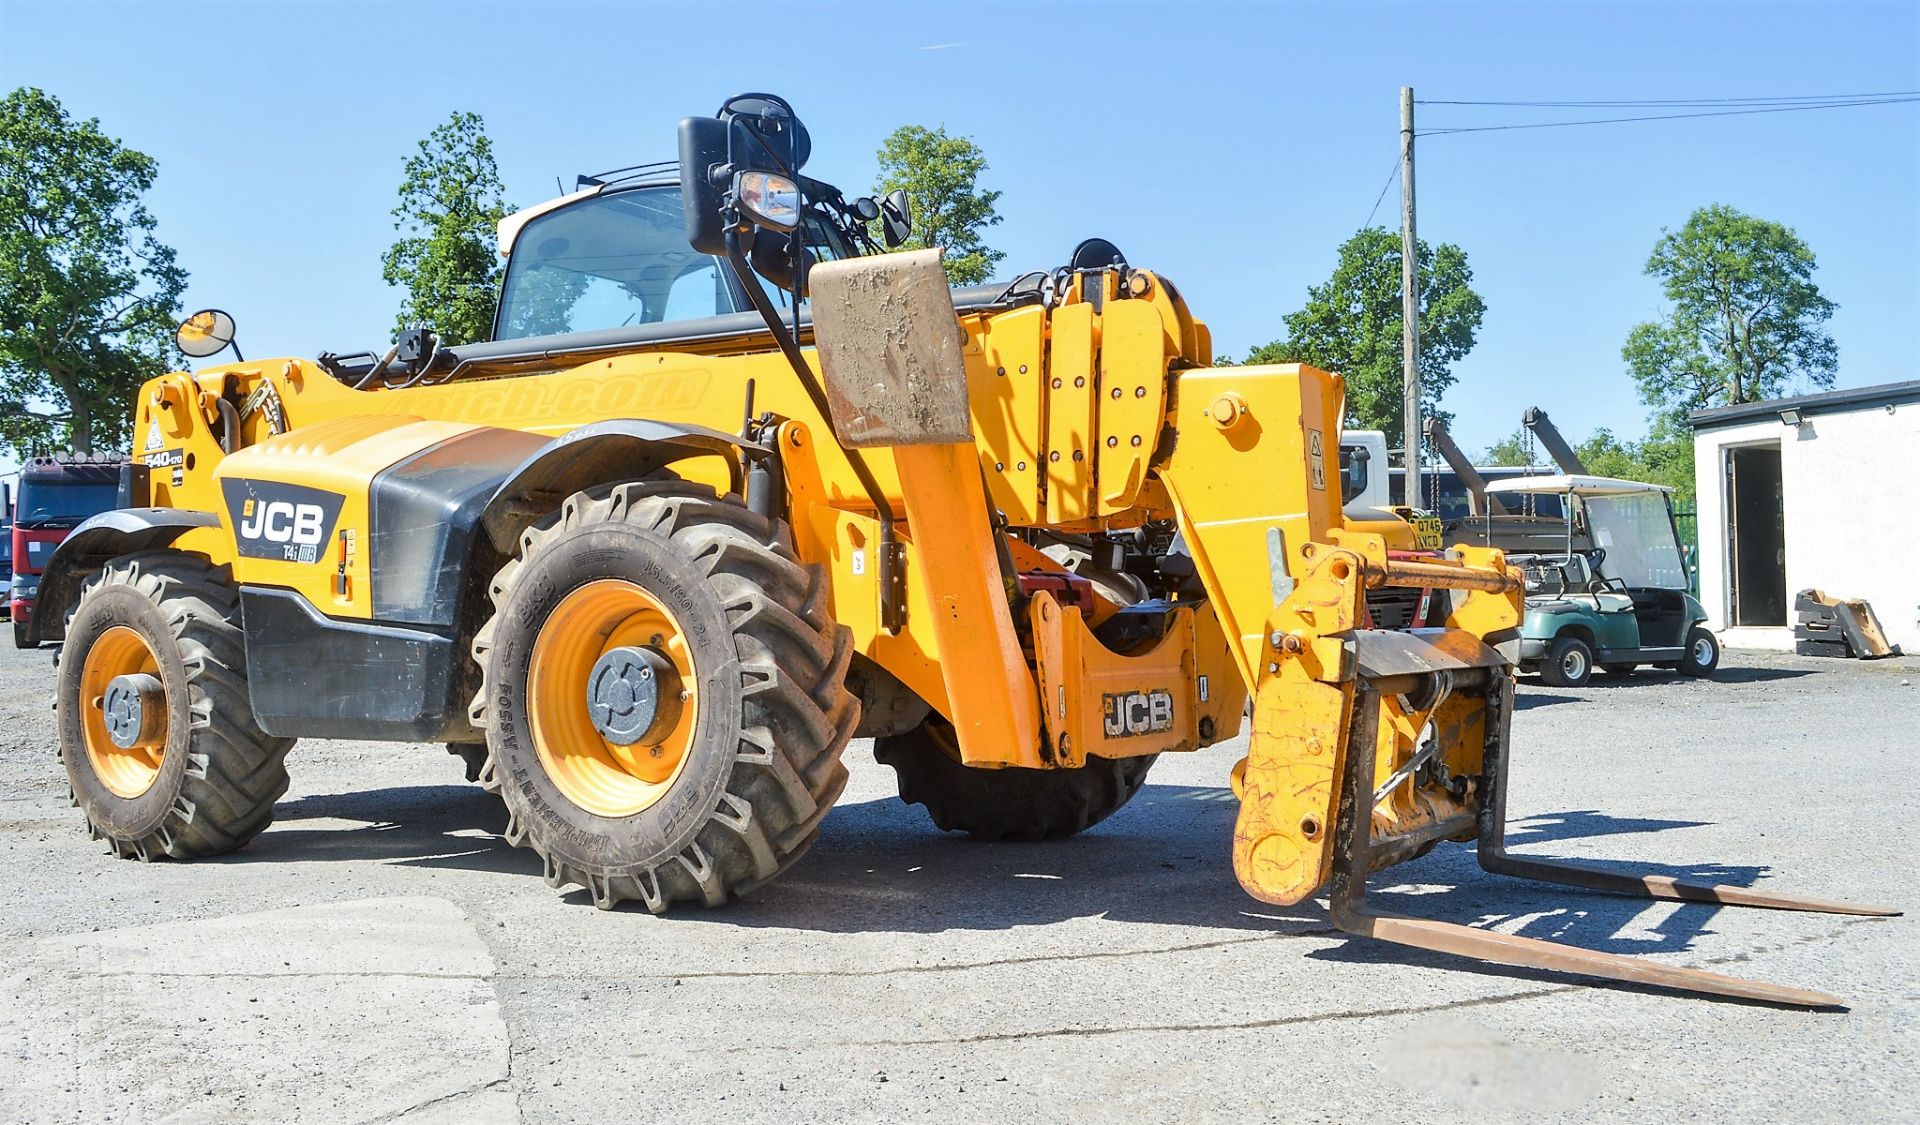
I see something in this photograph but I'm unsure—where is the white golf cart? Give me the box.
[1483,475,1717,687]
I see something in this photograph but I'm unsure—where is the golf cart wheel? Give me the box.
[469,480,857,912]
[876,719,1156,841]
[1539,635,1594,687]
[1679,627,1720,678]
[57,551,294,860]
[1602,663,1638,676]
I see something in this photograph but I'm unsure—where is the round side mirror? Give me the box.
[176,309,239,359]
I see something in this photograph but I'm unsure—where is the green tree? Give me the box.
[873,125,1004,285]
[1623,204,1836,425]
[1248,227,1485,436]
[0,87,186,455]
[1576,423,1695,502]
[383,111,509,345]
[1480,429,1543,467]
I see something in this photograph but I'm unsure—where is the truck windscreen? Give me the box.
[17,481,118,527]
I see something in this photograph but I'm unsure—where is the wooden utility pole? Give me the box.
[1399,86,1421,508]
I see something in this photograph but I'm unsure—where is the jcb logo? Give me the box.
[239,500,328,548]
[1102,689,1175,738]
[221,479,344,564]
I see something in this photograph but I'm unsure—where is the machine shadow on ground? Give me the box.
[241,783,522,872]
[238,769,1785,972]
[1513,690,1580,710]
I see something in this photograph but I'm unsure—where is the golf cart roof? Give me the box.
[1482,474,1672,497]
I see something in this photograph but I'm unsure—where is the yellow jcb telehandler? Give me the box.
[39,93,1892,1006]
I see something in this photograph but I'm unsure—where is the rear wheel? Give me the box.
[876,720,1155,842]
[470,481,857,912]
[1678,627,1720,678]
[56,551,292,860]
[1539,635,1594,687]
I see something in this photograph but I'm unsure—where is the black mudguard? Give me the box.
[477,419,750,554]
[31,509,220,644]
[252,418,754,741]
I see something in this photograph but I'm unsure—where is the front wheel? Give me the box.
[56,552,293,860]
[876,720,1156,841]
[470,482,857,912]
[1679,627,1720,678]
[1539,635,1594,687]
[14,616,33,649]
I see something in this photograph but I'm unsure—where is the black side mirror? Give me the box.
[880,189,913,248]
[719,93,811,171]
[679,116,730,255]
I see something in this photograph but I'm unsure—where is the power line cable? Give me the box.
[1419,90,1919,107]
[1360,158,1399,230]
[1418,96,1920,135]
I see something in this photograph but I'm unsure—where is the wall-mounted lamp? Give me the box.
[1778,407,1804,426]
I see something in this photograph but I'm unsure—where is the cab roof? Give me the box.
[1482,473,1671,497]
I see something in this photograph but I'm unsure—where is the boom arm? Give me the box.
[1423,417,1506,516]
[1522,406,1588,474]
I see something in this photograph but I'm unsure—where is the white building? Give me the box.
[1691,380,1920,653]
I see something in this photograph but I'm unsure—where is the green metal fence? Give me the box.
[1672,504,1700,595]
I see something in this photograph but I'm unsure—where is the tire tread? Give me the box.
[63,551,293,860]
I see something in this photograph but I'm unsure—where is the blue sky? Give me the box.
[4,0,1915,457]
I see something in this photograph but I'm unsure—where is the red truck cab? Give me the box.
[12,457,124,648]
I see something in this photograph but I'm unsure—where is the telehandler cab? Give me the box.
[41,93,1891,1006]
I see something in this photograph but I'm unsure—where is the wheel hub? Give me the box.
[527,578,701,817]
[79,624,168,799]
[586,645,681,746]
[103,672,166,750]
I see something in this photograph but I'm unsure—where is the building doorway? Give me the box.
[1726,443,1786,626]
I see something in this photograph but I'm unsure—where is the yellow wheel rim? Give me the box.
[80,625,167,799]
[527,579,700,818]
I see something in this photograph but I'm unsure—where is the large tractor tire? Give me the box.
[56,551,293,860]
[876,720,1156,842]
[470,481,857,912]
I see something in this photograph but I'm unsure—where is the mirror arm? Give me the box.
[721,225,903,630]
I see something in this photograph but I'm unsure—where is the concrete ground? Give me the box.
[0,643,1913,1124]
